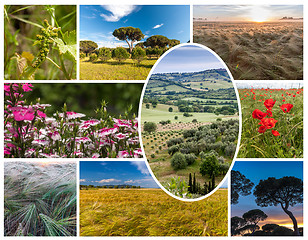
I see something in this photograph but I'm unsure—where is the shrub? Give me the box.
[192,119,198,123]
[112,47,130,62]
[80,52,86,59]
[184,153,197,165]
[174,116,178,120]
[131,47,146,63]
[151,154,155,158]
[97,47,111,61]
[89,53,98,62]
[171,152,187,170]
[168,145,180,156]
[143,122,157,133]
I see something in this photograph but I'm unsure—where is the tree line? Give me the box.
[80,26,180,63]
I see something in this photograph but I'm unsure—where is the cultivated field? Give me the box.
[238,87,303,158]
[194,21,303,80]
[80,188,228,236]
[80,58,156,80]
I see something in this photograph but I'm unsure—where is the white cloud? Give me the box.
[130,161,150,175]
[96,178,121,184]
[100,5,137,22]
[80,179,86,182]
[153,23,164,29]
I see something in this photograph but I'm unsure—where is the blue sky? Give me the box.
[194,5,303,22]
[80,5,190,48]
[153,45,226,73]
[80,161,159,188]
[231,161,303,229]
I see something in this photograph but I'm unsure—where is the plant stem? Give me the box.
[60,54,70,79]
[46,57,61,69]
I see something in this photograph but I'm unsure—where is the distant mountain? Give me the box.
[150,68,230,83]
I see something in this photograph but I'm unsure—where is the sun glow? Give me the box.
[248,6,271,23]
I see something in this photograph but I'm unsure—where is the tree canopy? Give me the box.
[144,35,171,48]
[254,176,303,235]
[231,170,254,204]
[113,27,144,53]
[80,40,98,56]
[242,209,268,233]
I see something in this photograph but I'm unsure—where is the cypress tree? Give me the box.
[203,181,208,195]
[193,173,196,194]
[188,173,192,193]
[211,175,215,191]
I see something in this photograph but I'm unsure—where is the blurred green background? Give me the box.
[26,83,144,118]
[4,5,76,79]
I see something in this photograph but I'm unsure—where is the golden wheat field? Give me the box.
[80,188,228,236]
[193,21,303,80]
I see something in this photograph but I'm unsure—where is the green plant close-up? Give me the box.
[4,5,76,80]
[4,162,77,236]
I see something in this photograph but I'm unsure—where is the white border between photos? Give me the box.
[0,0,306,239]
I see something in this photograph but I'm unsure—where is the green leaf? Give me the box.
[54,30,77,61]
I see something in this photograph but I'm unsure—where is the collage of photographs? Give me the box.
[1,2,304,238]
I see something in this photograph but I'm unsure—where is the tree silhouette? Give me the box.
[112,27,144,53]
[231,170,254,204]
[254,176,303,236]
[242,209,268,234]
[231,216,246,236]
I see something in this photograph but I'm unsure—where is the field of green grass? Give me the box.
[80,188,228,236]
[183,80,232,90]
[141,103,235,123]
[80,58,156,80]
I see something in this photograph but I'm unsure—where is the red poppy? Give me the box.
[258,125,267,133]
[264,99,276,110]
[266,109,272,117]
[272,130,280,136]
[252,109,267,120]
[259,118,278,129]
[280,103,293,113]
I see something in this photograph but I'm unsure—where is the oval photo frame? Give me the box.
[139,43,242,202]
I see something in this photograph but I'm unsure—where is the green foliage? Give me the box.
[25,83,142,118]
[97,47,111,62]
[143,122,157,133]
[4,5,76,80]
[144,35,171,48]
[89,53,98,62]
[112,47,130,62]
[80,40,98,56]
[184,153,197,165]
[131,47,146,63]
[113,27,144,53]
[80,52,86,59]
[171,152,187,170]
[164,177,191,198]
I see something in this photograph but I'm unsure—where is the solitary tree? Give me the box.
[113,27,144,53]
[242,209,268,234]
[199,151,220,189]
[168,107,173,112]
[253,176,303,236]
[231,170,254,204]
[143,122,157,133]
[80,40,98,56]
